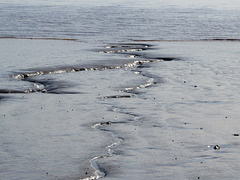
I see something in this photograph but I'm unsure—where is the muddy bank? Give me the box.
[1,39,240,180]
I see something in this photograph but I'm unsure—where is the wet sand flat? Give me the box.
[1,39,240,180]
[100,41,240,180]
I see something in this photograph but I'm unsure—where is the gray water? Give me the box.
[1,1,240,180]
[1,0,240,42]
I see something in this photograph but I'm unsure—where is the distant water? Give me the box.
[1,0,240,42]
[1,1,240,180]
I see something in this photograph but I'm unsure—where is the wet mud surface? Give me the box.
[0,43,176,96]
[1,39,240,180]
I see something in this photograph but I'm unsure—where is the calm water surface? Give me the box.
[1,0,240,42]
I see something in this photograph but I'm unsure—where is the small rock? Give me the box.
[213,145,220,150]
[233,134,239,136]
[106,121,112,125]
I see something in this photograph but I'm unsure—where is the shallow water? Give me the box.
[1,1,240,180]
[1,0,240,42]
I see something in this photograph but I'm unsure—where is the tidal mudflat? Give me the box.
[1,39,240,179]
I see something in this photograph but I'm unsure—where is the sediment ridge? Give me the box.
[1,43,176,95]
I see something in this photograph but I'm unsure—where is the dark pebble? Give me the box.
[213,145,220,150]
[233,134,239,136]
[106,121,112,125]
